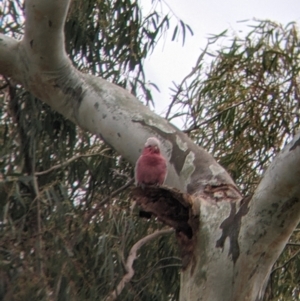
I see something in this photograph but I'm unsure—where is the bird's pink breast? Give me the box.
[135,152,167,185]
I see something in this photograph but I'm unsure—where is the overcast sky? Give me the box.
[142,0,300,118]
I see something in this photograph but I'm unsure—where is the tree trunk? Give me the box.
[1,0,300,300]
[180,133,300,301]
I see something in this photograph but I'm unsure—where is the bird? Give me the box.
[135,137,167,187]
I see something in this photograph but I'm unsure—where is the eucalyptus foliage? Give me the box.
[0,0,189,300]
[0,0,300,300]
[167,20,300,301]
[168,20,300,195]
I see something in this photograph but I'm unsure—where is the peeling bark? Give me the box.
[132,186,199,269]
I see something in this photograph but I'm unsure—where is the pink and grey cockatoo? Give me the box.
[135,137,167,187]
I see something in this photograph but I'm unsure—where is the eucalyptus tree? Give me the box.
[0,1,300,301]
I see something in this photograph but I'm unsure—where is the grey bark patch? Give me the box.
[154,131,191,176]
[279,220,285,228]
[289,137,300,150]
[249,263,259,280]
[102,114,107,119]
[216,195,251,263]
[249,252,265,281]
[169,141,191,175]
[54,77,85,105]
[278,197,299,216]
[63,86,84,104]
[94,102,99,110]
[130,120,190,176]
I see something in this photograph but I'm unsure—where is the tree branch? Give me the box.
[240,132,300,249]
[165,42,210,120]
[105,228,174,301]
[23,0,70,68]
[84,178,135,225]
[35,149,111,176]
[0,0,237,194]
[286,242,300,247]
[231,132,300,299]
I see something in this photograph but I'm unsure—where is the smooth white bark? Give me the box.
[0,0,236,194]
[180,133,300,301]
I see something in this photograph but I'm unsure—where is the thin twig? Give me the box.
[133,257,182,284]
[105,228,174,301]
[32,150,54,300]
[271,249,300,274]
[31,140,44,277]
[165,42,210,120]
[286,242,300,247]
[67,178,134,251]
[54,262,67,299]
[35,149,111,176]
[84,178,135,225]
[183,98,251,133]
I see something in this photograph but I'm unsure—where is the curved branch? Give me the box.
[23,0,70,68]
[231,132,300,300]
[0,0,237,194]
[35,149,111,176]
[105,228,174,301]
[286,243,300,247]
[241,132,300,250]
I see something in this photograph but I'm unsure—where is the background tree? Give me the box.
[167,20,300,300]
[0,1,190,300]
[0,1,300,301]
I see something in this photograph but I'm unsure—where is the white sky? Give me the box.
[142,0,300,119]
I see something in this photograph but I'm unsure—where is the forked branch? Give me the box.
[105,228,174,301]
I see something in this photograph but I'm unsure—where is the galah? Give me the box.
[135,137,167,187]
